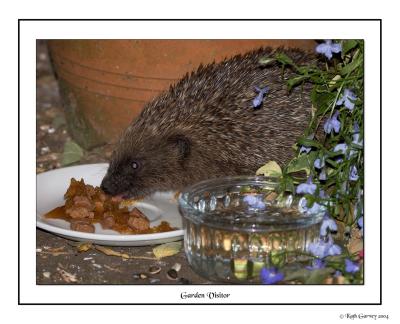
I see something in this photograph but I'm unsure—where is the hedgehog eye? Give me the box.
[131,161,140,170]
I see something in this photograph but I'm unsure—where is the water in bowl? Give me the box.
[183,192,322,283]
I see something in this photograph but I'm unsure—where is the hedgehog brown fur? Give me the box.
[101,47,315,198]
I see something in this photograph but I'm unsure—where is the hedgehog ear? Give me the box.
[168,134,191,159]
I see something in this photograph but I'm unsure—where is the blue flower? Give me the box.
[309,202,324,214]
[333,143,348,154]
[306,259,326,270]
[308,241,329,258]
[354,201,363,234]
[319,189,328,199]
[315,40,342,60]
[357,217,363,231]
[336,89,357,111]
[357,216,364,237]
[324,111,341,134]
[299,198,326,215]
[319,169,327,181]
[243,195,266,209]
[326,242,342,256]
[345,259,360,273]
[314,158,325,169]
[298,189,328,216]
[260,267,284,284]
[299,134,315,154]
[320,214,338,236]
[353,122,360,133]
[352,134,361,145]
[296,176,317,195]
[350,123,363,158]
[300,145,312,154]
[349,165,359,181]
[352,122,363,145]
[334,270,343,278]
[307,236,342,258]
[252,86,270,108]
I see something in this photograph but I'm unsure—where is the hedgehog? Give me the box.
[101,47,315,198]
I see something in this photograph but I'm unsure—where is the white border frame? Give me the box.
[20,20,381,304]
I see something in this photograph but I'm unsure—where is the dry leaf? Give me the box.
[42,272,51,279]
[95,245,131,259]
[169,191,180,203]
[256,161,282,177]
[152,242,182,259]
[62,140,84,166]
[38,251,70,256]
[56,267,78,283]
[103,264,123,273]
[43,246,65,252]
[347,236,364,255]
[38,246,70,256]
[265,192,278,201]
[76,242,93,252]
[94,245,156,260]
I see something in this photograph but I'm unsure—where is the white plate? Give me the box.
[36,163,184,246]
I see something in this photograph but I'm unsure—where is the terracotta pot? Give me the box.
[48,40,316,148]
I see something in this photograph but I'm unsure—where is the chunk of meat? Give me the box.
[94,201,104,213]
[70,219,95,233]
[111,195,123,204]
[65,206,94,219]
[127,208,150,231]
[73,195,93,210]
[129,208,147,219]
[46,178,174,235]
[97,192,107,202]
[85,185,96,197]
[127,216,150,231]
[101,212,115,229]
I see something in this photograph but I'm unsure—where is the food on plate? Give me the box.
[44,178,175,234]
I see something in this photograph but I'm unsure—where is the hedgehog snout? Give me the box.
[100,175,118,195]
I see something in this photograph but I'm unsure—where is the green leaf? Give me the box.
[283,268,310,283]
[296,66,312,75]
[304,194,317,207]
[277,176,294,194]
[239,186,254,194]
[286,151,317,175]
[311,89,335,114]
[297,138,322,149]
[309,75,324,84]
[305,268,335,284]
[325,158,339,169]
[340,55,362,76]
[152,242,182,259]
[328,74,342,88]
[342,40,358,55]
[275,53,296,66]
[283,267,334,284]
[259,57,276,65]
[270,251,285,268]
[287,76,308,92]
[325,255,346,263]
[62,140,84,166]
[350,143,363,150]
[281,176,295,193]
[256,161,282,177]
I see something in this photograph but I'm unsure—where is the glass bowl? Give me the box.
[178,176,325,283]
